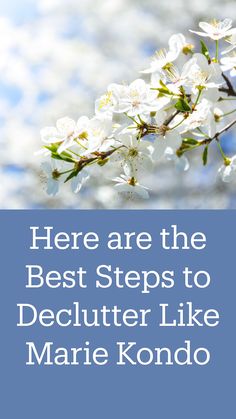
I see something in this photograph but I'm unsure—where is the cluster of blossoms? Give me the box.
[40,18,236,199]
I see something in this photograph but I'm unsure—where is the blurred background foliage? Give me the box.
[0,0,236,208]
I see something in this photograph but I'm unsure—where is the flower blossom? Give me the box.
[39,17,236,199]
[102,79,164,116]
[190,19,236,40]
[148,111,182,160]
[40,117,89,155]
[222,33,236,54]
[140,33,186,74]
[221,53,236,77]
[183,54,223,93]
[111,132,152,174]
[113,167,149,199]
[218,156,236,182]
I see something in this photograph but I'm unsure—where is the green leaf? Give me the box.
[51,153,74,163]
[202,146,208,166]
[45,145,75,162]
[156,85,172,95]
[44,144,59,152]
[175,98,191,112]
[183,138,199,145]
[64,170,79,183]
[200,41,210,61]
[51,153,63,160]
[157,88,173,95]
[157,80,173,95]
[159,79,167,89]
[179,86,187,98]
[61,150,74,158]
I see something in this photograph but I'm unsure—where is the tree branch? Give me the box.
[219,73,236,97]
[164,110,180,126]
[177,118,236,156]
[75,146,123,171]
[202,118,236,145]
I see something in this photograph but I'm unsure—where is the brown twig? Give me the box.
[201,118,236,145]
[219,73,236,97]
[75,146,123,170]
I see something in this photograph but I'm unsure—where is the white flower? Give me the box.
[113,168,149,199]
[218,156,236,182]
[152,131,182,161]
[41,161,62,196]
[95,89,114,115]
[162,55,222,96]
[178,98,216,137]
[57,116,90,154]
[141,33,184,74]
[112,133,152,174]
[37,14,236,203]
[221,53,236,77]
[222,33,236,54]
[183,54,223,93]
[168,33,195,57]
[165,148,190,171]
[71,171,89,193]
[213,106,224,122]
[41,160,89,195]
[54,117,77,151]
[40,125,64,144]
[190,19,236,41]
[41,116,89,155]
[200,87,221,103]
[148,112,182,160]
[141,50,173,75]
[109,79,161,116]
[86,115,114,153]
[162,65,188,95]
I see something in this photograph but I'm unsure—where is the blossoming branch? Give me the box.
[39,18,236,199]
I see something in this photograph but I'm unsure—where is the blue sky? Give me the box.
[0,0,37,23]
